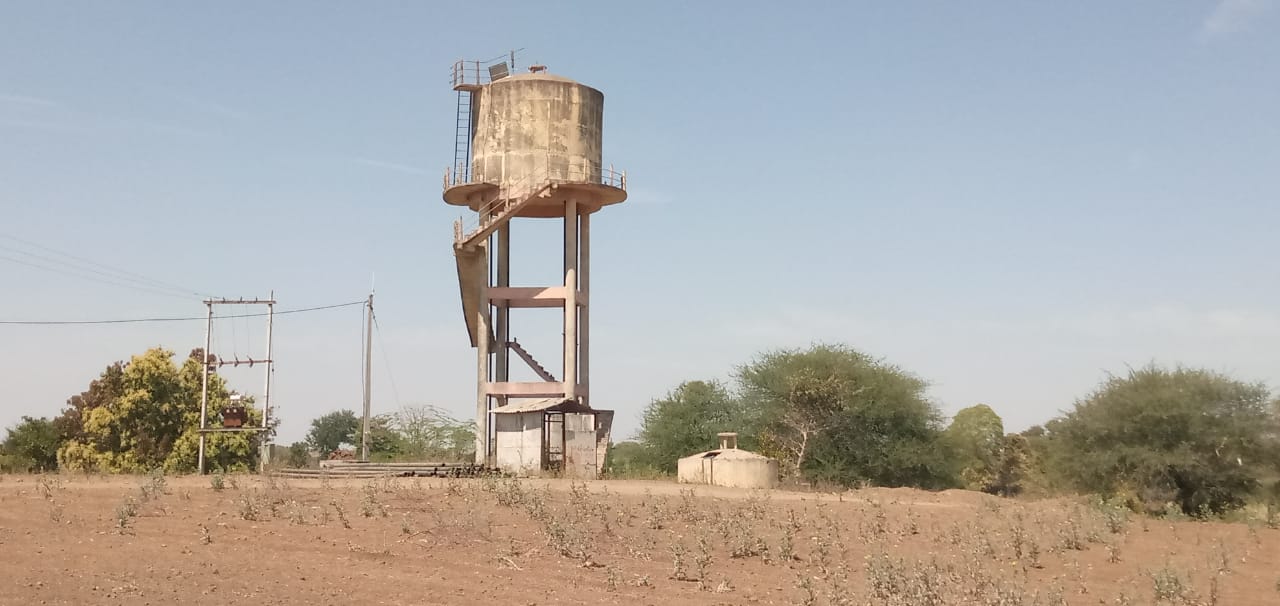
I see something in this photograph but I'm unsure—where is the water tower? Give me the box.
[443,55,626,476]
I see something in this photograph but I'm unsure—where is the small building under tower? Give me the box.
[492,398,611,479]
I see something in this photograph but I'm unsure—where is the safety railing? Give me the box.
[444,163,626,191]
[451,58,509,89]
[450,163,627,247]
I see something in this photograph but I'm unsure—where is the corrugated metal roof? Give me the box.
[492,397,596,414]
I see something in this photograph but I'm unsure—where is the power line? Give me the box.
[0,253,199,301]
[0,300,365,325]
[0,243,199,299]
[371,310,403,409]
[0,232,214,298]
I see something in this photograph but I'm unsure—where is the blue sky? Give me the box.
[2,1,1277,445]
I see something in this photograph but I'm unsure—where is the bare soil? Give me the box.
[1,474,1277,605]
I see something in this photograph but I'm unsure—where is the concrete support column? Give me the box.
[475,240,491,465]
[563,199,578,399]
[495,225,510,411]
[579,211,590,404]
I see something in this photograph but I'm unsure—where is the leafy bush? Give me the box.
[1,416,60,472]
[634,380,752,474]
[1045,364,1279,515]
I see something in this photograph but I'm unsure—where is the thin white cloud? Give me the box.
[0,118,86,133]
[1201,0,1275,38]
[351,157,430,176]
[0,93,60,108]
[108,117,220,140]
[155,88,248,121]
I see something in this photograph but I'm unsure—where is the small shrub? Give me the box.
[361,484,387,518]
[237,491,261,521]
[331,500,351,529]
[210,472,225,491]
[694,531,713,583]
[444,477,464,497]
[669,541,688,580]
[115,497,138,531]
[288,501,307,525]
[495,477,525,507]
[1150,566,1195,603]
[1093,497,1130,534]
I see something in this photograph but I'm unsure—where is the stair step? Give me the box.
[507,339,557,382]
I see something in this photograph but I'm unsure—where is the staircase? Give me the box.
[507,339,557,382]
[453,180,554,250]
[452,90,472,184]
[451,170,553,347]
[450,180,552,347]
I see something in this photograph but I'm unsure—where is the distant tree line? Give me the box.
[290,405,474,466]
[608,343,1280,517]
[0,345,476,474]
[4,341,1278,518]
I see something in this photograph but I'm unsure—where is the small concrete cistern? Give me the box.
[443,55,626,478]
[678,432,780,490]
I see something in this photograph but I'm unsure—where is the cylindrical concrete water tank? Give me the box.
[444,71,626,217]
[471,72,603,187]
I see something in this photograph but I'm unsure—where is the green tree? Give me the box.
[56,348,264,473]
[979,433,1034,497]
[635,380,752,474]
[603,440,648,476]
[740,343,954,488]
[944,404,1005,490]
[1,416,60,471]
[306,409,359,454]
[355,413,404,460]
[54,361,124,444]
[1046,364,1279,515]
[390,405,474,461]
[286,441,311,468]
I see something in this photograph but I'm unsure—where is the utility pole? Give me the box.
[198,302,212,474]
[361,292,373,461]
[259,291,275,471]
[196,296,277,474]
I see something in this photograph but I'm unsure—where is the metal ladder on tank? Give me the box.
[453,90,472,184]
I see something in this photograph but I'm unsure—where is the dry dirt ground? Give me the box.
[1,473,1278,605]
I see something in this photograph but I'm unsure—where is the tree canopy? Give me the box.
[296,406,474,464]
[306,409,359,454]
[389,405,474,461]
[627,344,955,489]
[741,344,954,488]
[1,416,60,472]
[944,404,1005,490]
[634,380,751,474]
[1045,364,1279,515]
[55,347,265,473]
